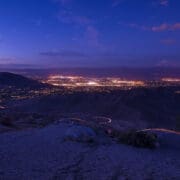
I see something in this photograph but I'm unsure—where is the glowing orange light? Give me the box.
[45,75,145,88]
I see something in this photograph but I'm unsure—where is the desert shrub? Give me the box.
[105,127,159,149]
[0,117,15,127]
[118,130,159,149]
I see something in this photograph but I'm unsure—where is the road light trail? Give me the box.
[138,128,180,135]
[59,117,87,124]
[58,115,112,125]
[93,116,112,125]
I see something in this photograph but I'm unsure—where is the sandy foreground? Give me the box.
[0,123,179,180]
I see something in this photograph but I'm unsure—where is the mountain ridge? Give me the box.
[0,72,45,88]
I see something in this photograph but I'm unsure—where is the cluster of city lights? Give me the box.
[162,78,180,82]
[0,105,5,109]
[45,75,145,87]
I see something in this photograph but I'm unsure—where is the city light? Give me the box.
[45,75,145,88]
[162,78,180,82]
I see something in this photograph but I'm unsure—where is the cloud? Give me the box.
[53,0,72,6]
[0,57,14,64]
[152,0,169,7]
[159,0,169,6]
[151,23,169,32]
[54,0,101,48]
[0,57,39,68]
[112,0,124,7]
[126,23,149,31]
[112,0,170,7]
[161,38,176,45]
[152,23,180,32]
[85,26,100,47]
[57,10,100,48]
[57,11,92,25]
[156,59,180,67]
[126,22,180,32]
[0,63,39,69]
[40,50,87,58]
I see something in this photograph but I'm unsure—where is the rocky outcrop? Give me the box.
[65,125,96,143]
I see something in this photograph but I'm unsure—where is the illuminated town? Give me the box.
[42,75,180,89]
[44,75,145,88]
[162,78,180,83]
[0,74,180,113]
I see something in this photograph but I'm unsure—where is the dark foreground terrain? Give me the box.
[0,122,179,180]
[0,72,180,179]
[2,85,180,131]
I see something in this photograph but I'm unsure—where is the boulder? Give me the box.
[65,125,96,143]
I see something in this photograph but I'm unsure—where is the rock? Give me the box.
[65,125,96,143]
[118,130,159,149]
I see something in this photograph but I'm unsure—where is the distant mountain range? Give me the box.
[0,72,45,88]
[1,67,180,80]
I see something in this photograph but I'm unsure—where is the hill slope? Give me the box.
[0,72,45,88]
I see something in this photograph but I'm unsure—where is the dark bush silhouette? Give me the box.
[0,117,15,128]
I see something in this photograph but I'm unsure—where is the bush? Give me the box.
[118,130,159,149]
[0,117,15,128]
[97,125,159,149]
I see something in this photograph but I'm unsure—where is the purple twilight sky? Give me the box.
[0,0,180,68]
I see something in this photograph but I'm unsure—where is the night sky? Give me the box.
[0,0,180,68]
